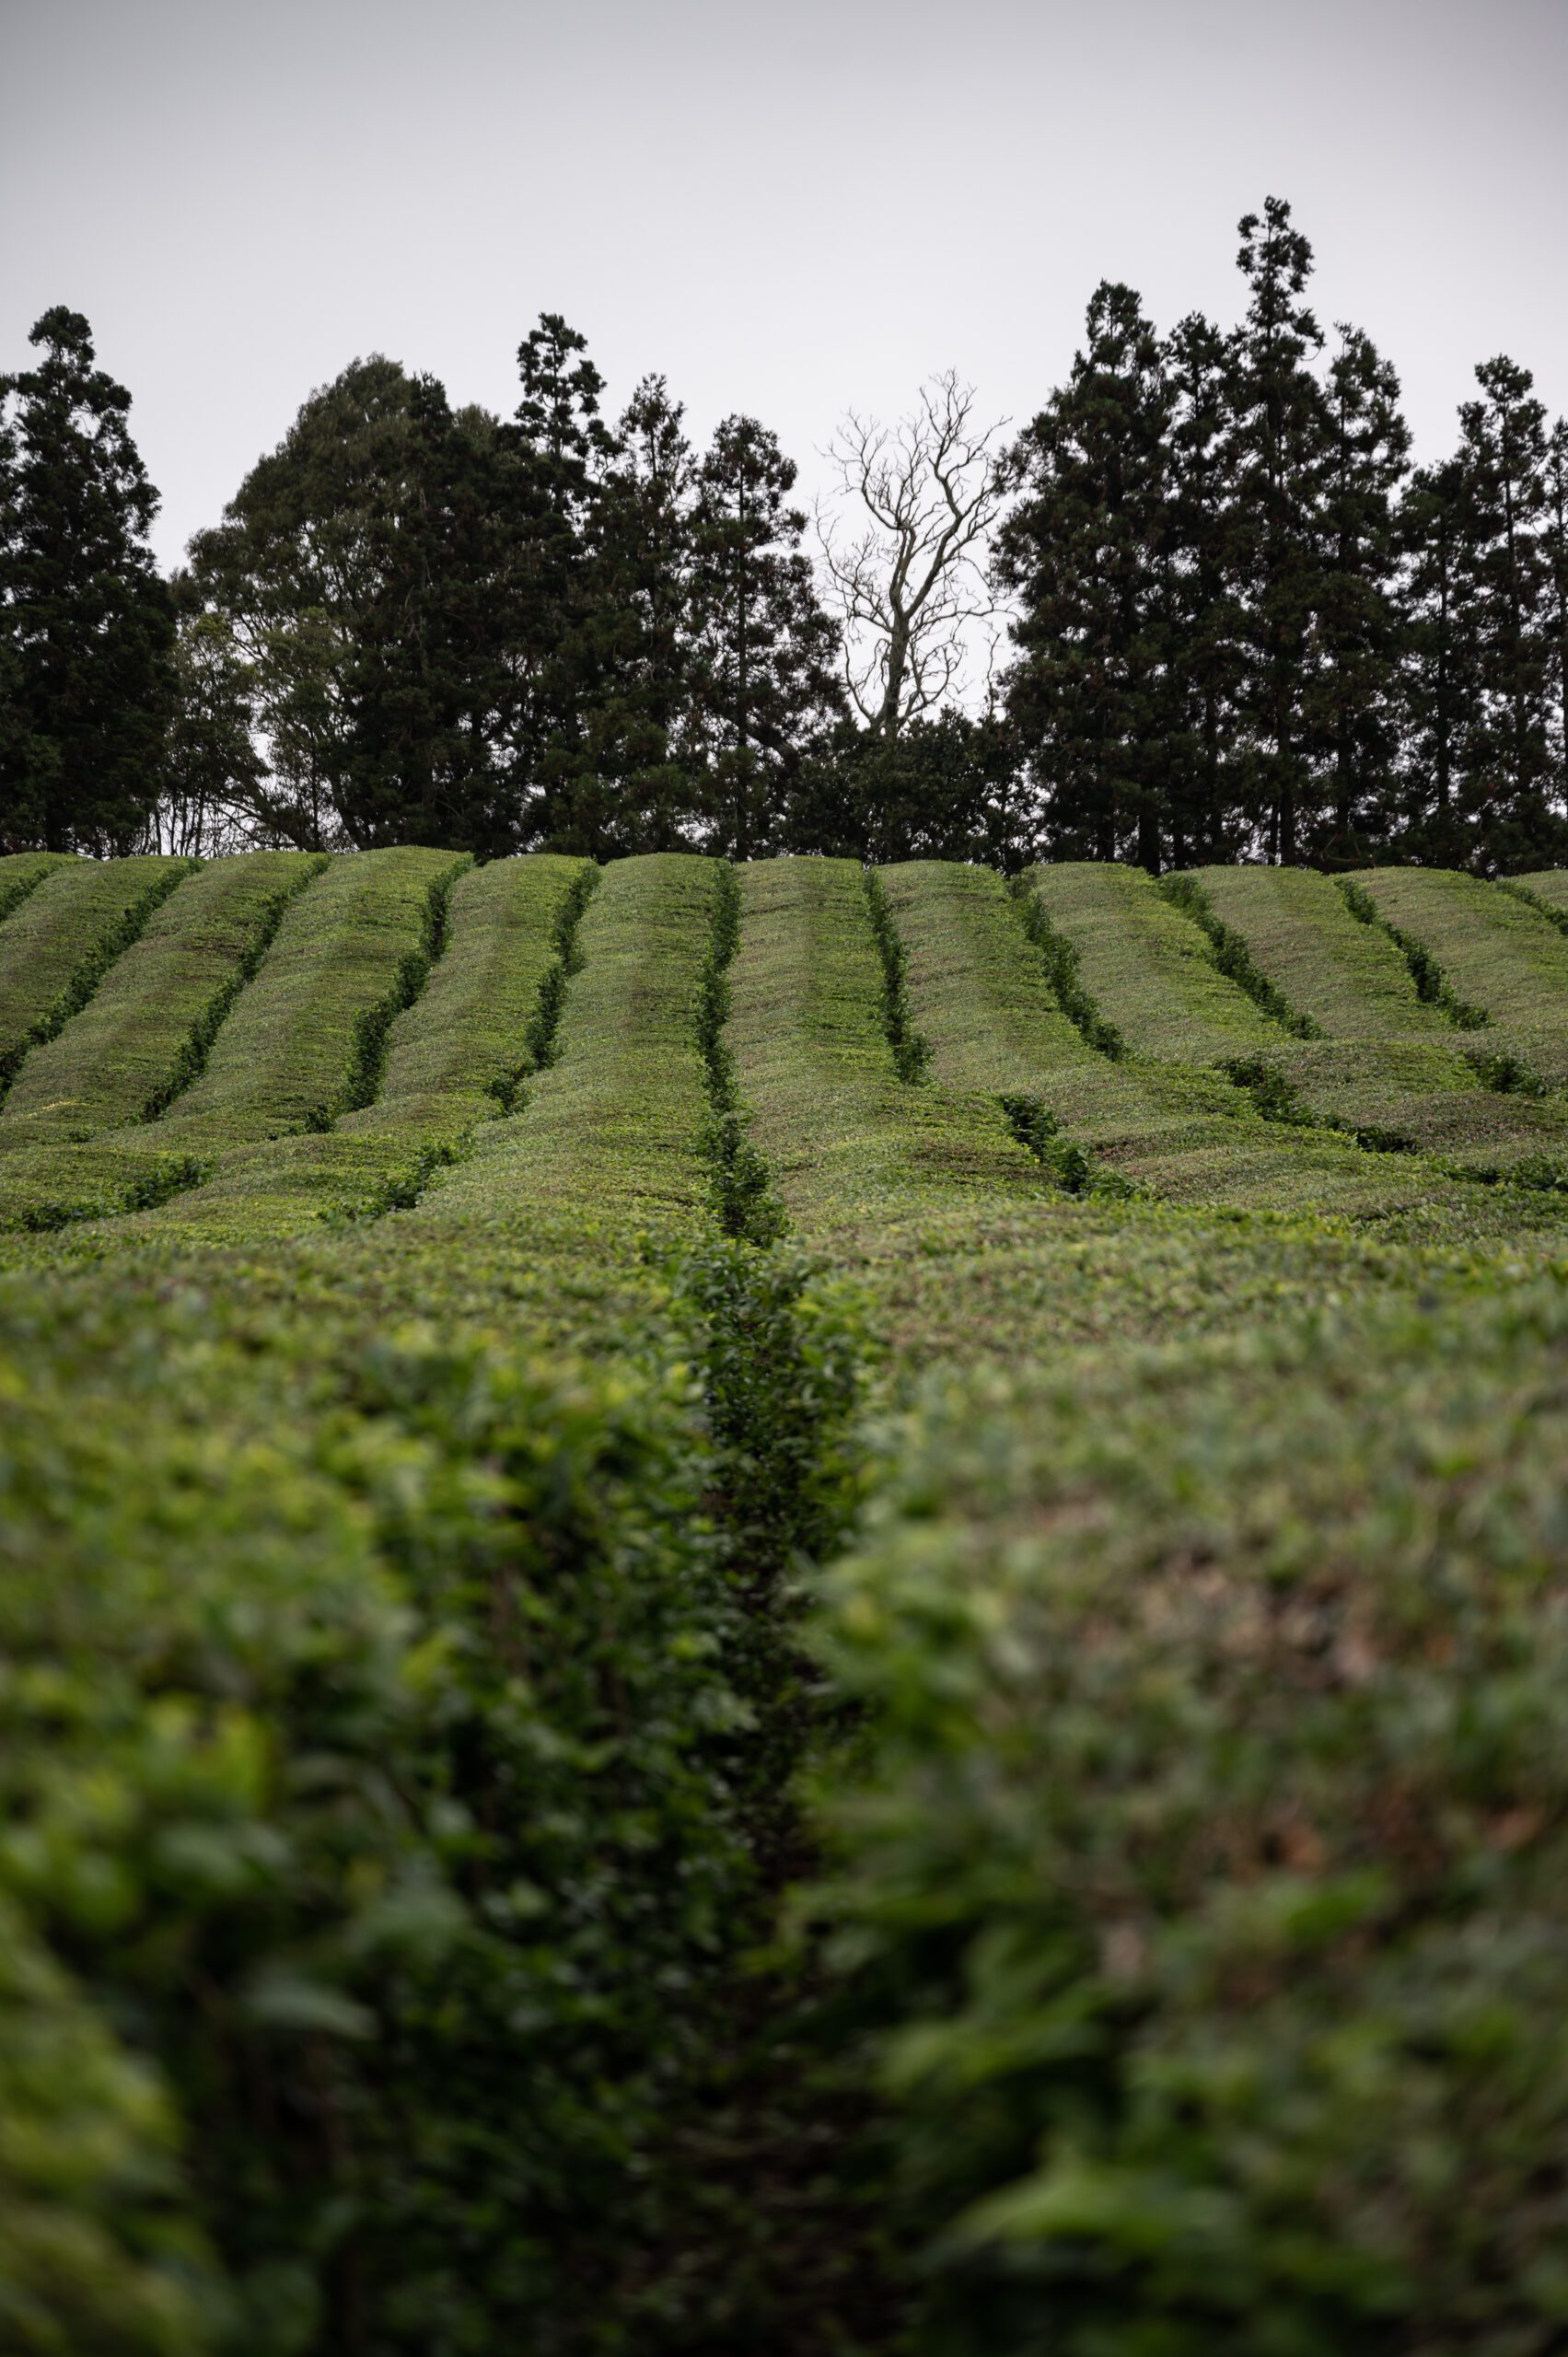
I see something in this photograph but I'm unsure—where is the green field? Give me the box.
[5,850,1568,2357]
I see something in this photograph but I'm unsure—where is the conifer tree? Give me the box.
[535,374,699,853]
[686,416,842,858]
[1223,197,1331,863]
[0,308,175,852]
[996,282,1175,867]
[1164,310,1245,864]
[1399,456,1473,862]
[1541,416,1568,812]
[1308,325,1410,861]
[1446,357,1560,865]
[507,313,616,841]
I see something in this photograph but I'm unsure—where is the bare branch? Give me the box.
[816,372,1009,736]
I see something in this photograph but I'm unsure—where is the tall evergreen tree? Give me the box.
[784,708,1026,865]
[686,416,842,858]
[533,373,698,853]
[0,308,175,852]
[507,313,616,842]
[1223,196,1331,864]
[1307,324,1410,861]
[996,282,1175,868]
[1539,414,1568,815]
[1398,455,1473,862]
[1164,310,1245,864]
[1446,357,1560,866]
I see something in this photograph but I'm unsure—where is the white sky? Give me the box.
[4,0,1566,575]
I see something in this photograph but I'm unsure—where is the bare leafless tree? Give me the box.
[817,372,1008,737]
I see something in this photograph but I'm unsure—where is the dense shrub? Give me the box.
[807,1283,1568,2356]
[0,1266,759,2353]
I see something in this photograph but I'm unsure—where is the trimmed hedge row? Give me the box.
[423,852,719,1237]
[1183,865,1568,1178]
[161,849,470,1147]
[807,1279,1568,2356]
[0,857,194,1100]
[0,853,473,1241]
[40,854,484,1246]
[726,856,1040,1233]
[1193,864,1448,1040]
[0,850,73,928]
[10,846,1568,2357]
[0,849,887,2352]
[886,862,1417,1215]
[1027,861,1284,1064]
[375,853,588,1116]
[1516,868,1568,922]
[0,1248,770,2354]
[0,852,325,1143]
[1353,866,1568,1088]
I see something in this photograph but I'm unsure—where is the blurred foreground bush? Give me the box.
[809,1283,1568,2356]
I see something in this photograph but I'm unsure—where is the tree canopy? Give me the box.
[4,235,1565,875]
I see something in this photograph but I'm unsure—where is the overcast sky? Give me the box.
[4,0,1566,574]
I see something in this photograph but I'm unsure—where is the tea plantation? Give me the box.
[5,847,1568,2357]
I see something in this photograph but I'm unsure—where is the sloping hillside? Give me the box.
[4,852,1568,2357]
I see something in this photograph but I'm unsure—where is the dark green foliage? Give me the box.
[696,863,789,1245]
[1397,456,1471,860]
[1223,199,1333,865]
[1310,326,1410,859]
[679,1237,865,1755]
[152,587,273,856]
[1395,362,1567,872]
[528,373,700,856]
[192,359,537,855]
[788,712,1027,868]
[1160,870,1322,1035]
[1430,361,1562,867]
[1218,1051,1316,1125]
[809,1284,1568,2356]
[996,282,1176,870]
[1339,877,1493,1028]
[1164,311,1247,865]
[991,200,1568,878]
[0,1263,761,2353]
[862,866,932,1083]
[512,859,598,1087]
[1006,873,1125,1055]
[996,1093,1093,1191]
[0,309,176,853]
[687,417,843,858]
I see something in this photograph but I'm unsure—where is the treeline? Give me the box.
[3,199,1566,874]
[1000,199,1568,875]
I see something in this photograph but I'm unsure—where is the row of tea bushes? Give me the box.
[0,1238,767,2354]
[807,1277,1568,2356]
[0,856,192,1101]
[0,852,325,1144]
[1172,866,1568,1178]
